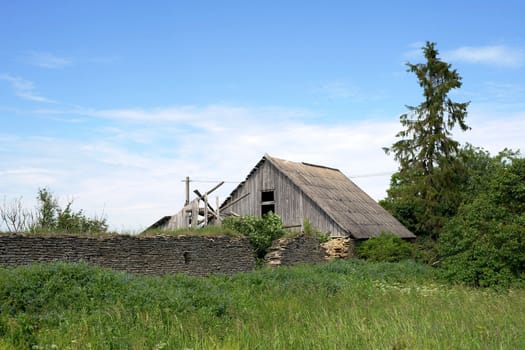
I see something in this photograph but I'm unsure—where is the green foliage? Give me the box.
[303,217,330,243]
[1,261,525,349]
[1,188,108,234]
[439,155,525,287]
[32,188,108,234]
[0,262,231,348]
[383,42,470,237]
[357,232,414,262]
[222,212,284,258]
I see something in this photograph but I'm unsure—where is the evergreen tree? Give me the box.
[382,42,470,237]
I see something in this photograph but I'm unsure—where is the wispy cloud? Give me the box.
[402,41,426,61]
[22,52,72,69]
[315,81,362,100]
[314,81,385,102]
[0,74,55,103]
[444,45,525,68]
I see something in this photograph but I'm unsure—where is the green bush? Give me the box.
[222,212,284,258]
[439,156,525,287]
[439,199,525,288]
[1,188,108,234]
[33,188,108,234]
[357,232,414,262]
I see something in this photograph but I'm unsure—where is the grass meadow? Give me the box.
[0,260,524,349]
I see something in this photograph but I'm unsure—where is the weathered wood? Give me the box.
[185,176,190,205]
[205,181,224,196]
[220,155,415,239]
[221,192,250,212]
[204,194,209,226]
[194,190,218,219]
[191,199,199,228]
[215,196,221,224]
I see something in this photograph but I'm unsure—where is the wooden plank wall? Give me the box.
[225,161,347,237]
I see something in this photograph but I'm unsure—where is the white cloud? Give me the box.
[402,41,426,61]
[23,52,72,69]
[0,74,55,103]
[314,81,386,102]
[455,107,525,153]
[1,104,523,232]
[315,81,362,100]
[445,45,525,68]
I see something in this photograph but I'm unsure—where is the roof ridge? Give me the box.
[300,162,340,171]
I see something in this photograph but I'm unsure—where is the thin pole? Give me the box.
[185,176,190,205]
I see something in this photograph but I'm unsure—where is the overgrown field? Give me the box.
[1,261,524,349]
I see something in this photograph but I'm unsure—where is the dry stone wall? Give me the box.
[0,234,255,275]
[265,234,355,267]
[265,234,327,267]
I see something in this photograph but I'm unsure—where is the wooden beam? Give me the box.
[205,181,225,196]
[194,189,218,218]
[220,192,250,211]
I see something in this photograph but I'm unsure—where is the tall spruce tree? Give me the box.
[382,42,470,237]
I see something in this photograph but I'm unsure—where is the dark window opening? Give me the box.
[183,252,191,264]
[261,190,274,202]
[261,204,275,216]
[261,190,275,216]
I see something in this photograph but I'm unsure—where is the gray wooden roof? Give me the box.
[227,154,415,240]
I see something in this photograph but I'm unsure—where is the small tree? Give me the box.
[2,189,108,234]
[0,197,35,232]
[36,188,60,230]
[33,188,108,234]
[383,41,470,238]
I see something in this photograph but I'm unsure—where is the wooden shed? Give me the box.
[220,154,415,240]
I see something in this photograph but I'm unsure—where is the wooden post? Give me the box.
[191,199,198,228]
[216,196,221,224]
[185,176,190,206]
[204,194,209,227]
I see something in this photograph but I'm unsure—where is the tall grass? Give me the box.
[140,226,242,237]
[1,261,524,349]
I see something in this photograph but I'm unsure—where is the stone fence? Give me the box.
[0,233,354,275]
[0,234,255,275]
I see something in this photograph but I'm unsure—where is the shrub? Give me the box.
[33,188,108,234]
[222,212,284,258]
[439,199,525,287]
[357,232,414,262]
[1,188,108,234]
[438,156,525,287]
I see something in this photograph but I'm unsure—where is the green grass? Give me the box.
[1,260,524,349]
[1,225,242,238]
[140,225,243,237]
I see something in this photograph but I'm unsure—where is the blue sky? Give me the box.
[1,1,524,231]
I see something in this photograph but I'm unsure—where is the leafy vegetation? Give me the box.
[0,188,108,235]
[357,232,414,262]
[381,41,524,288]
[439,152,525,287]
[302,217,330,242]
[0,261,523,349]
[222,212,284,258]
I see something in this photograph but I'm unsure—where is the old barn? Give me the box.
[149,154,414,241]
[219,154,414,240]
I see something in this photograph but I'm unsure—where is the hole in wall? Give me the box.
[183,251,191,264]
